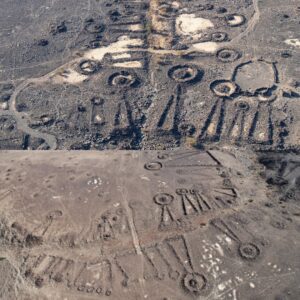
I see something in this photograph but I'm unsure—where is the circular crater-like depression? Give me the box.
[225,14,246,27]
[154,193,174,205]
[217,48,241,63]
[144,161,163,171]
[210,80,238,97]
[108,71,139,88]
[79,60,100,75]
[238,242,260,260]
[183,273,208,295]
[168,65,203,84]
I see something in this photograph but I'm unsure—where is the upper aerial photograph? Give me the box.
[0,0,299,299]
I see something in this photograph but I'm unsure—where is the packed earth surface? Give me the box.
[0,0,299,299]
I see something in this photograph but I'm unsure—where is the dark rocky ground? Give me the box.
[0,0,299,299]
[0,0,299,151]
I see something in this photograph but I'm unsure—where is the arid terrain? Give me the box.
[0,0,299,299]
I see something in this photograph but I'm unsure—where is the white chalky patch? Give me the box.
[129,23,144,31]
[285,38,300,48]
[176,14,214,35]
[113,61,143,68]
[54,69,88,84]
[191,41,219,53]
[112,53,131,60]
[84,36,144,61]
[87,177,102,186]
[227,15,244,26]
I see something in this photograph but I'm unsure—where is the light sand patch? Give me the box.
[129,23,144,31]
[52,69,88,84]
[176,14,214,35]
[285,38,300,48]
[191,41,219,53]
[0,102,9,110]
[227,15,245,26]
[231,125,240,138]
[112,53,132,60]
[49,36,143,84]
[93,114,103,124]
[44,33,221,85]
[84,36,144,61]
[171,1,180,9]
[113,61,143,68]
[207,123,215,135]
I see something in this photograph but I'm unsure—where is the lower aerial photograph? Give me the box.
[0,0,299,299]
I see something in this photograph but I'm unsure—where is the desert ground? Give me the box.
[0,0,299,299]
